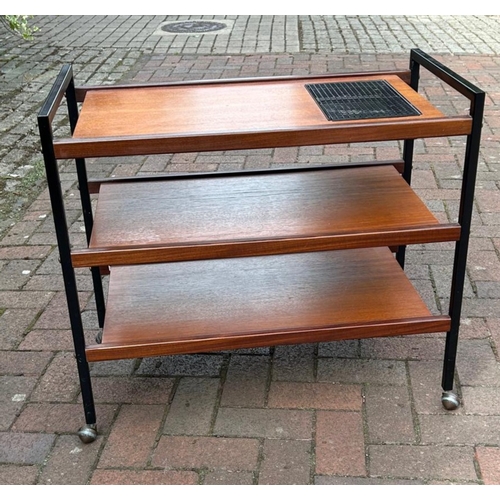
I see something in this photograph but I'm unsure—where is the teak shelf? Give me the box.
[72,164,460,268]
[87,248,450,363]
[37,49,485,443]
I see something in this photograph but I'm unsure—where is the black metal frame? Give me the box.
[37,65,97,430]
[37,50,484,440]
[399,49,485,394]
[65,80,107,330]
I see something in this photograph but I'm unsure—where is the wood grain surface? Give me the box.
[52,74,471,158]
[71,165,460,267]
[85,247,450,361]
[73,75,440,138]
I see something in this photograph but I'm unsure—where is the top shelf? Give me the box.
[53,72,472,159]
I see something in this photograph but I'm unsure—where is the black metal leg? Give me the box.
[45,158,98,440]
[440,92,485,409]
[440,238,467,411]
[405,50,485,409]
[396,137,414,269]
[37,66,98,442]
[441,126,483,406]
[397,56,420,269]
[46,161,98,439]
[66,79,106,329]
[75,159,106,328]
[44,152,98,441]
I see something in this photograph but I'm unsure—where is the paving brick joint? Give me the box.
[1,15,500,485]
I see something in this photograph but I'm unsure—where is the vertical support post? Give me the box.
[395,49,485,407]
[442,90,485,392]
[396,53,421,269]
[65,77,106,329]
[37,65,97,440]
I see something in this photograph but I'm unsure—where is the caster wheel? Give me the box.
[441,391,460,411]
[78,423,97,443]
[95,331,103,344]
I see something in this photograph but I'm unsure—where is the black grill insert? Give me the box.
[305,80,422,122]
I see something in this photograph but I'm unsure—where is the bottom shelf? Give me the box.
[85,247,451,362]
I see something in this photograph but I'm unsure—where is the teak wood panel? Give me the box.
[71,166,461,267]
[52,74,471,159]
[85,248,451,362]
[86,160,406,193]
[73,75,441,139]
[73,70,412,101]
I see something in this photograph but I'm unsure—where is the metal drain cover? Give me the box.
[161,21,227,34]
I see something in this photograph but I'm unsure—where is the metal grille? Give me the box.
[305,80,422,122]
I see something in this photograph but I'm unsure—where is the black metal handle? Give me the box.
[37,63,73,123]
[410,48,484,105]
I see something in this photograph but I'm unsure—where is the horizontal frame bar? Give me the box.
[410,48,484,102]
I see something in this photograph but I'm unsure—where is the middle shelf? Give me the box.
[72,163,460,268]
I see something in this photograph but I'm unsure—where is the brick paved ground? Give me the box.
[1,15,500,485]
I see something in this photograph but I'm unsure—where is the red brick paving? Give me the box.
[151,436,260,471]
[369,445,477,481]
[220,355,269,407]
[213,407,314,440]
[315,411,366,476]
[0,465,39,485]
[98,404,164,468]
[163,378,219,435]
[203,470,254,485]
[38,435,103,485]
[11,403,117,434]
[90,469,199,485]
[364,386,416,444]
[259,439,312,484]
[475,447,500,485]
[267,381,362,411]
[0,432,55,465]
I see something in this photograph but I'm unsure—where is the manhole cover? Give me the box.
[161,21,227,34]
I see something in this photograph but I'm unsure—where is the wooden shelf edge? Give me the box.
[71,224,461,268]
[86,316,451,362]
[54,116,472,159]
